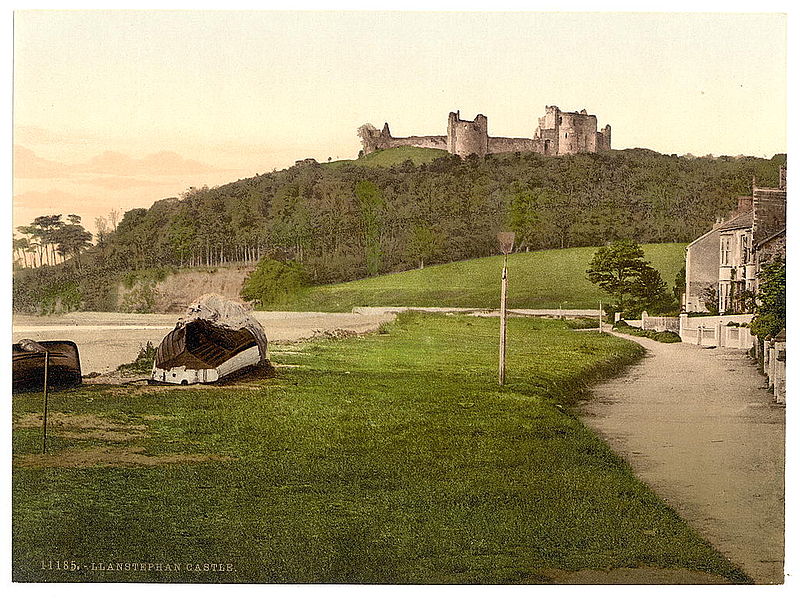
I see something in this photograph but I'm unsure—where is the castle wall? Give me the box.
[487,137,538,154]
[360,106,610,158]
[385,136,447,151]
[597,124,611,151]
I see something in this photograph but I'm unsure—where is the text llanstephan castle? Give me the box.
[358,106,611,158]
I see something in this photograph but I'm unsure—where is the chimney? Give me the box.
[736,196,753,214]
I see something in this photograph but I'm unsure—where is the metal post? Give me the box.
[42,350,49,453]
[499,254,508,385]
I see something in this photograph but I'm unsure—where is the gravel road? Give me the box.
[582,332,785,584]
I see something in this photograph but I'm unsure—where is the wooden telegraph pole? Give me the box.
[599,301,603,333]
[497,232,515,385]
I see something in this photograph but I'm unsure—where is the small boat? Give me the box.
[151,294,270,385]
[12,340,82,393]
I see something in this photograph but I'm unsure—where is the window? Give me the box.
[740,234,750,264]
[721,237,731,266]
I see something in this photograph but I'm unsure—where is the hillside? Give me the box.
[264,243,686,312]
[13,146,783,314]
[326,146,448,168]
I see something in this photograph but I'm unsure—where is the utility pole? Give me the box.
[497,232,515,385]
[599,301,603,333]
[19,339,50,452]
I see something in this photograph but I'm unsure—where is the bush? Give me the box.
[750,259,785,340]
[118,341,157,373]
[241,258,308,307]
[120,281,159,313]
[613,320,682,343]
[561,317,600,329]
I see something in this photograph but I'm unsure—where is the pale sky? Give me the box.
[12,10,787,233]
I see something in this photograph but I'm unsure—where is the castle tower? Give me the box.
[597,124,612,151]
[534,106,608,155]
[447,111,489,157]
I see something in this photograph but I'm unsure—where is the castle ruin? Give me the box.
[358,106,611,158]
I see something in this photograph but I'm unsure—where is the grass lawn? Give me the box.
[269,243,687,312]
[12,314,746,583]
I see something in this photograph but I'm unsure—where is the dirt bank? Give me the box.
[582,332,785,584]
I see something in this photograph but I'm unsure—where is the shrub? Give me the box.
[613,320,681,343]
[120,281,159,313]
[561,317,600,329]
[241,258,308,307]
[118,341,157,373]
[750,259,785,340]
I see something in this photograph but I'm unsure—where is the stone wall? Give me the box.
[684,228,719,312]
[678,313,754,348]
[752,187,786,245]
[386,135,447,151]
[487,137,539,154]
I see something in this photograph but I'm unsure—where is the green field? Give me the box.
[326,146,448,168]
[12,314,745,583]
[270,243,687,312]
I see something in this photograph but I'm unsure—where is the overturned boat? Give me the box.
[13,340,82,393]
[151,294,270,385]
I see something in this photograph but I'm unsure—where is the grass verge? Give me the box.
[12,314,747,583]
[613,321,682,343]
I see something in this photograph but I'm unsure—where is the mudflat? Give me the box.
[12,310,395,374]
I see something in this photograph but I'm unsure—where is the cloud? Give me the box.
[83,176,170,190]
[13,188,145,234]
[13,189,109,215]
[13,145,71,178]
[79,150,226,176]
[13,146,231,179]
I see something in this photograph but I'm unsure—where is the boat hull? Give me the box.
[151,319,267,385]
[12,341,82,393]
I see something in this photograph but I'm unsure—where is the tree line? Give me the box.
[14,214,93,270]
[12,148,786,313]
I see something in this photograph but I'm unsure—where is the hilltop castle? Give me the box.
[358,106,611,158]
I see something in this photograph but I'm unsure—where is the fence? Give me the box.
[763,335,786,404]
[676,313,754,349]
[641,312,680,333]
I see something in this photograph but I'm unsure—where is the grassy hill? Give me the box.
[326,146,448,168]
[269,243,687,311]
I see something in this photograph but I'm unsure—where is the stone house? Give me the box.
[683,167,786,314]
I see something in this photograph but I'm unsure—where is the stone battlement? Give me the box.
[358,106,611,158]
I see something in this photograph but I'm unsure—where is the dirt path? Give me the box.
[581,332,785,584]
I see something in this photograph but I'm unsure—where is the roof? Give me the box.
[686,226,719,248]
[717,211,753,232]
[755,228,786,248]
